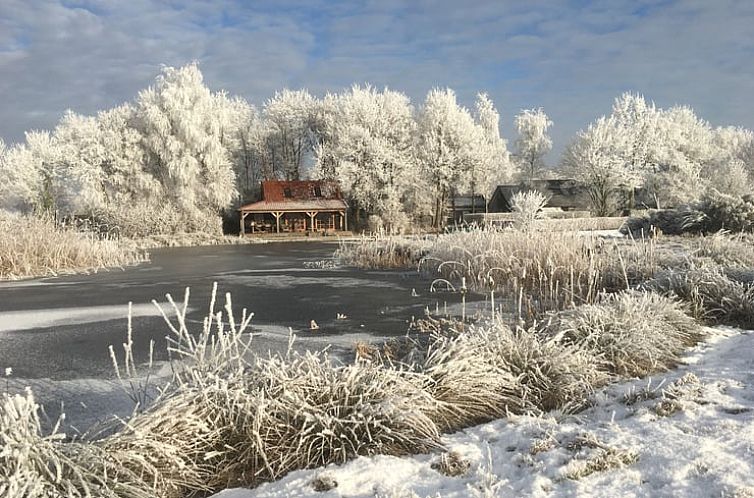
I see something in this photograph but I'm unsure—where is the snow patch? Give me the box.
[0,302,182,333]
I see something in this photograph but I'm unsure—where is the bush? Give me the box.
[510,190,548,230]
[620,208,706,237]
[622,191,754,237]
[0,212,146,280]
[694,190,754,233]
[548,291,703,377]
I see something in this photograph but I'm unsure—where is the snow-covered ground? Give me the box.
[212,326,754,498]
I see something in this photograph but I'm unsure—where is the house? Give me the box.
[238,180,348,235]
[488,179,591,213]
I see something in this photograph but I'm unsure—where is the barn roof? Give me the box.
[239,180,348,213]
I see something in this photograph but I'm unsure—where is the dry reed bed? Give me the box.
[532,216,627,232]
[418,229,657,314]
[337,234,434,269]
[0,212,147,280]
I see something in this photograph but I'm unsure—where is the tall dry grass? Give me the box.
[343,228,648,312]
[0,212,147,280]
[422,320,608,432]
[645,266,754,329]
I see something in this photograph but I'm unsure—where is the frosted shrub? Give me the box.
[694,190,754,233]
[510,190,548,230]
[620,207,706,237]
[550,291,703,377]
[622,191,754,237]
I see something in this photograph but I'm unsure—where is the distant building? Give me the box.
[488,179,591,213]
[446,194,487,224]
[238,180,348,235]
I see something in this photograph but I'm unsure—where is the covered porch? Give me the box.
[240,209,348,235]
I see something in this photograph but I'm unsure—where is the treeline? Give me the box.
[0,64,519,233]
[1,63,752,235]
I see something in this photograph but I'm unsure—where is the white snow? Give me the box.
[210,326,754,498]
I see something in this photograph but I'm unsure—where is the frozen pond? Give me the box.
[0,241,480,430]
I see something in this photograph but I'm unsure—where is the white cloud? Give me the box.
[0,0,752,162]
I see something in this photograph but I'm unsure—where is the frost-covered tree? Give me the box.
[96,104,159,204]
[648,106,712,207]
[136,63,237,215]
[52,111,108,213]
[416,88,486,228]
[561,116,638,216]
[564,93,748,210]
[514,108,552,183]
[0,140,40,212]
[317,85,417,232]
[215,94,268,200]
[474,93,514,200]
[714,126,754,168]
[707,126,754,196]
[610,93,663,184]
[262,89,318,180]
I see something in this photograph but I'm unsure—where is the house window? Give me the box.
[284,187,292,198]
[314,185,322,197]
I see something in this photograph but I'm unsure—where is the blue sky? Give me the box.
[1,0,753,159]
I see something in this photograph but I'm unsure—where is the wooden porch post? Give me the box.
[272,211,283,233]
[240,211,247,236]
[343,211,348,231]
[306,211,318,231]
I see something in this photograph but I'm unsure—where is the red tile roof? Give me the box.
[239,180,348,213]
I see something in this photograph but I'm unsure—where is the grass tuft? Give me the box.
[549,291,703,377]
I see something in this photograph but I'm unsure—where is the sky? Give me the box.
[1,0,753,160]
